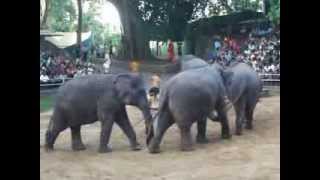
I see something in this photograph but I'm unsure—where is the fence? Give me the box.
[40,73,280,94]
[259,73,280,88]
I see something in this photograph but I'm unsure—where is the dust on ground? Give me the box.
[40,95,280,180]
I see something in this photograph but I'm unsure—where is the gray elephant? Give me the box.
[178,55,220,123]
[179,56,262,136]
[178,55,209,71]
[223,62,262,135]
[44,73,153,153]
[146,65,232,153]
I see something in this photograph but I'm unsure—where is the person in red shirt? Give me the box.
[167,39,175,63]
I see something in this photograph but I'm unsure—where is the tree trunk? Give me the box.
[112,0,152,61]
[41,0,51,29]
[156,41,159,56]
[77,0,83,60]
[177,42,182,56]
[263,0,270,15]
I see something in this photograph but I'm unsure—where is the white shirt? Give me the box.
[40,75,49,82]
[214,41,221,49]
[103,60,111,73]
[270,64,276,72]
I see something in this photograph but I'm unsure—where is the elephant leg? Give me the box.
[71,126,86,151]
[45,129,61,151]
[148,110,173,154]
[245,100,257,130]
[98,113,115,153]
[115,107,141,151]
[44,111,67,151]
[180,126,194,151]
[234,97,246,136]
[216,103,231,139]
[196,117,209,144]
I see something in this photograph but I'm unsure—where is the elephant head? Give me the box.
[113,73,153,134]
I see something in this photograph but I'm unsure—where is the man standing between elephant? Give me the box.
[148,73,161,108]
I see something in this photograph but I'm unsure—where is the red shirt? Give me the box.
[168,42,175,62]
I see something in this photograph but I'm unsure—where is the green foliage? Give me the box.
[231,0,261,12]
[82,1,105,46]
[208,0,261,16]
[47,0,77,32]
[46,0,121,48]
[186,10,265,38]
[267,0,280,25]
[82,1,121,48]
[134,0,210,41]
[208,1,228,16]
[40,95,54,112]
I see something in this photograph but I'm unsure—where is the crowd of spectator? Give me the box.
[40,51,111,84]
[41,29,280,85]
[208,30,280,74]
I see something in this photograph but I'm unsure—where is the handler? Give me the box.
[148,73,161,109]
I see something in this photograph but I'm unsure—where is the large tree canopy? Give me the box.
[46,0,77,32]
[208,0,262,16]
[109,0,210,60]
[266,0,280,25]
[42,0,277,61]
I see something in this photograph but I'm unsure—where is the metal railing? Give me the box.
[40,73,280,93]
[259,73,280,88]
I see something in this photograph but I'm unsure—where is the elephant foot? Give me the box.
[98,145,112,153]
[245,123,253,130]
[221,133,232,139]
[148,146,160,154]
[196,136,209,144]
[180,145,194,152]
[72,143,86,151]
[235,130,243,136]
[44,144,54,152]
[130,143,142,151]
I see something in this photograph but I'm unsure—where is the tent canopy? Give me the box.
[45,32,92,49]
[40,30,63,37]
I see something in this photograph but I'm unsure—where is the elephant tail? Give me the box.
[158,88,169,114]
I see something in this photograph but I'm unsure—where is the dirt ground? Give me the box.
[40,95,280,180]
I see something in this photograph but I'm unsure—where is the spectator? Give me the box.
[109,41,113,59]
[211,29,279,75]
[167,39,175,63]
[148,73,161,108]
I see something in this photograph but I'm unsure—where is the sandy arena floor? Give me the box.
[40,95,280,180]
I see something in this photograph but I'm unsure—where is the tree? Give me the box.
[77,0,83,59]
[208,0,261,16]
[266,0,280,25]
[82,1,107,47]
[109,0,210,61]
[41,0,51,29]
[47,0,77,32]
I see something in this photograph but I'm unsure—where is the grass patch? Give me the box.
[40,95,55,113]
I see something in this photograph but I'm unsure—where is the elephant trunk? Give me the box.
[137,96,153,134]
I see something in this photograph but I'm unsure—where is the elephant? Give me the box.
[44,73,153,153]
[178,55,221,123]
[177,55,209,71]
[222,62,262,135]
[146,65,233,153]
[179,56,262,136]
